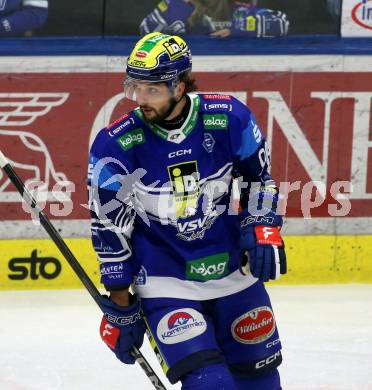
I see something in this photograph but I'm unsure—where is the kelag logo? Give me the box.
[352,0,372,29]
[8,249,62,280]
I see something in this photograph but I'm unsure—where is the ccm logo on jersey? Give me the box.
[255,351,282,369]
[231,306,276,344]
[168,149,192,158]
[266,338,280,348]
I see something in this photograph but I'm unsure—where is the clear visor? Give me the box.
[123,76,178,103]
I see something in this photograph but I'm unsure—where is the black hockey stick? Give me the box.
[0,150,167,390]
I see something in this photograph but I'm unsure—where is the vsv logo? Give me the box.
[352,0,372,29]
[176,212,217,241]
[177,214,211,233]
[8,250,62,280]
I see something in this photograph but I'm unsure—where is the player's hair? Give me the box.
[179,71,198,93]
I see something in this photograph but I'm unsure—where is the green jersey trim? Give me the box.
[134,94,200,143]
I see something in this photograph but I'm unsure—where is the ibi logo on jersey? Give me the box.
[117,128,145,151]
[186,252,229,281]
[203,114,228,130]
[167,161,200,218]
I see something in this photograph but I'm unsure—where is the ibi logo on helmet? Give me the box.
[163,38,184,60]
[186,252,229,281]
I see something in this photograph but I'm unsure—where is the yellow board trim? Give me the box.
[0,238,100,290]
[275,235,372,284]
[0,235,371,290]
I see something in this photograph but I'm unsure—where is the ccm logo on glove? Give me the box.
[105,312,141,326]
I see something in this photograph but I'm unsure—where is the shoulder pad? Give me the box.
[199,94,234,113]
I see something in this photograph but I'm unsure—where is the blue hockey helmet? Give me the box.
[124,32,192,99]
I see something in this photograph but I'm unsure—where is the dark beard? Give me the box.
[141,97,178,125]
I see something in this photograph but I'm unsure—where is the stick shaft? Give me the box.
[0,152,167,390]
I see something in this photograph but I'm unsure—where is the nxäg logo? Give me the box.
[156,308,207,344]
[352,0,372,29]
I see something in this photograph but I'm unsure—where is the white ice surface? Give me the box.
[0,285,371,390]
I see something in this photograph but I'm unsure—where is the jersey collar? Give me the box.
[134,94,200,144]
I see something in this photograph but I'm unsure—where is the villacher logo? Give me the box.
[231,306,276,345]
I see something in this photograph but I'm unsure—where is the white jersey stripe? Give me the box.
[133,270,258,300]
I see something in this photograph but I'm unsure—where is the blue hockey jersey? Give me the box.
[0,0,48,36]
[88,94,276,300]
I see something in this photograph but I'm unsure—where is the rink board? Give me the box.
[0,235,371,290]
[0,55,372,229]
[0,54,372,289]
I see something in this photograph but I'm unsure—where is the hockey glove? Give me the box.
[240,213,287,282]
[99,294,146,364]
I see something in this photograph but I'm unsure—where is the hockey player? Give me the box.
[89,32,287,389]
[0,0,48,36]
[140,0,289,38]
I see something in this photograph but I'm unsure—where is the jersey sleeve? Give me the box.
[88,131,136,291]
[229,97,280,219]
[139,0,194,36]
[0,0,48,36]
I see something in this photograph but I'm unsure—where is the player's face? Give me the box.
[134,82,174,123]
